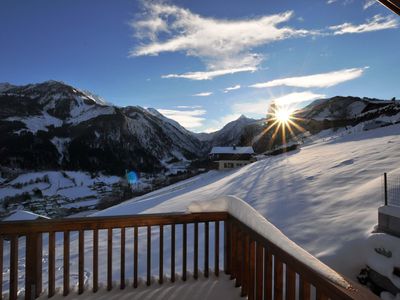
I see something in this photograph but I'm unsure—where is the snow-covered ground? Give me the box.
[96,123,400,280]
[2,123,400,298]
[37,273,242,300]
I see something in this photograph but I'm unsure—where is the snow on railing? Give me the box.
[188,196,350,289]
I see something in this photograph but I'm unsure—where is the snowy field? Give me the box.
[95,123,400,279]
[2,123,400,298]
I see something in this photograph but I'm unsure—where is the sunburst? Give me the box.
[262,103,306,148]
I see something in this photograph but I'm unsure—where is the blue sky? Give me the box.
[0,0,399,132]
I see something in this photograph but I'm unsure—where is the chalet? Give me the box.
[210,145,255,170]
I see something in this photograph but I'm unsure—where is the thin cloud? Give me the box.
[363,0,376,9]
[233,92,325,116]
[162,67,256,80]
[131,3,315,80]
[176,105,202,109]
[224,84,241,93]
[193,92,213,97]
[250,67,367,89]
[327,0,354,5]
[157,108,206,128]
[330,15,398,35]
[272,92,326,106]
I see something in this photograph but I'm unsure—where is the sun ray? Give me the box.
[262,103,307,149]
[287,119,306,133]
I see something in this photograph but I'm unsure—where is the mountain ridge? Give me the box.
[1,80,399,176]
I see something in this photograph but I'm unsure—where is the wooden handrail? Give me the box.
[0,212,229,235]
[0,211,378,300]
[227,216,379,300]
[377,0,400,15]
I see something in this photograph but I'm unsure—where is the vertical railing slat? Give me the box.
[248,239,256,300]
[255,243,263,300]
[236,229,243,288]
[316,289,329,300]
[107,228,113,291]
[25,233,42,300]
[214,221,219,276]
[264,248,273,300]
[194,222,198,279]
[93,229,98,293]
[147,226,151,286]
[133,226,138,288]
[204,221,209,277]
[230,225,237,280]
[120,227,126,289]
[9,235,18,300]
[78,230,84,294]
[224,219,231,275]
[274,256,283,300]
[159,225,164,284]
[63,231,70,296]
[241,234,249,297]
[299,277,311,300]
[182,223,187,281]
[286,266,296,300]
[171,224,175,282]
[0,236,2,298]
[48,231,56,297]
[36,233,43,297]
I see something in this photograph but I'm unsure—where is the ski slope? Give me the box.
[96,123,400,279]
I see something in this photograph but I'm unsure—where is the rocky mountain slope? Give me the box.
[0,81,204,175]
[198,115,263,148]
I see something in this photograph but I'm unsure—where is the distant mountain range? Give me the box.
[1,81,398,175]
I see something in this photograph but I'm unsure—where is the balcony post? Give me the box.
[25,232,42,300]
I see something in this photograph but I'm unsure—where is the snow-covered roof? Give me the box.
[2,210,49,221]
[210,146,254,154]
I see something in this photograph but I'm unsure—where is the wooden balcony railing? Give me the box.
[0,209,378,300]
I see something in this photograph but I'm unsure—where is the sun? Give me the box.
[274,107,292,123]
[262,102,306,148]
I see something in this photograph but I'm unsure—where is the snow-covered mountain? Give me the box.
[0,81,204,175]
[297,96,398,121]
[199,115,263,147]
[252,96,400,152]
[1,81,398,175]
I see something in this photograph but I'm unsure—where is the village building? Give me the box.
[209,145,255,170]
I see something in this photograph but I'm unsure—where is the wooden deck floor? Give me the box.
[37,274,242,300]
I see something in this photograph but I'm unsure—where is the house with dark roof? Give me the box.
[209,145,255,170]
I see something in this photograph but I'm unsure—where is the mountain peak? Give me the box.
[0,82,14,92]
[43,80,65,85]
